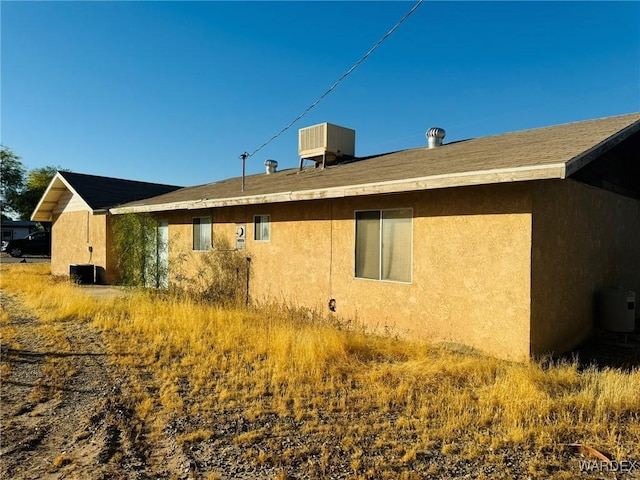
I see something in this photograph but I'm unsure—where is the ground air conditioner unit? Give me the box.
[597,287,636,333]
[298,123,355,170]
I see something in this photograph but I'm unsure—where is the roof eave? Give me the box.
[110,163,566,214]
[565,118,640,177]
[30,172,93,222]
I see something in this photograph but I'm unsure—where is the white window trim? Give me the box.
[253,214,271,242]
[353,208,413,284]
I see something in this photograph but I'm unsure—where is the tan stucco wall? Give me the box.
[530,180,640,356]
[161,183,533,360]
[51,211,116,283]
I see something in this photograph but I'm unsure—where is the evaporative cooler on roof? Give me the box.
[298,123,355,170]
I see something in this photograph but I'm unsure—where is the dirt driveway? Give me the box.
[0,291,191,480]
[0,253,50,264]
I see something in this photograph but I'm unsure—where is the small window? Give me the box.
[355,208,412,282]
[192,217,211,251]
[254,215,270,241]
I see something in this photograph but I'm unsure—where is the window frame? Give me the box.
[253,214,271,242]
[353,208,413,284]
[192,216,212,251]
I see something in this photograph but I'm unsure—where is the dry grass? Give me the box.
[49,454,73,472]
[1,272,76,402]
[2,262,639,477]
[1,309,18,345]
[0,308,18,377]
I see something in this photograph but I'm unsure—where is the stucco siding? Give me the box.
[159,204,333,311]
[328,186,532,360]
[51,210,111,282]
[530,180,640,356]
[162,184,533,360]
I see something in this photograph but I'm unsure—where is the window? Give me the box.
[254,215,270,241]
[192,217,211,251]
[355,209,412,282]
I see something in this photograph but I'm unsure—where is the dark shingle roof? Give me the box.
[32,172,182,221]
[60,172,182,209]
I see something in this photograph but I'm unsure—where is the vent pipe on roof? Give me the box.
[265,159,278,174]
[426,127,446,148]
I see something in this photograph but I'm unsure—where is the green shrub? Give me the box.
[112,213,163,287]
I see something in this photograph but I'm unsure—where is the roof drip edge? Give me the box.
[109,163,566,214]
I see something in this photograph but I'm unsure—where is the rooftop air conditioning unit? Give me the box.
[298,122,355,170]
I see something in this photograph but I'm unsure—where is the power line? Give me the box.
[245,0,424,159]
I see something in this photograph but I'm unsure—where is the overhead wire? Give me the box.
[244,0,424,159]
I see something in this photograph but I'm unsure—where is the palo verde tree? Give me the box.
[112,212,162,287]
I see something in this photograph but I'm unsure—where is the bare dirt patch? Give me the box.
[0,291,189,480]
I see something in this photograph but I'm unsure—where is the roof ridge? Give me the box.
[60,171,182,188]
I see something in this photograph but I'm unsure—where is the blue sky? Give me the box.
[2,1,639,187]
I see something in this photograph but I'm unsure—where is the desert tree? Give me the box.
[0,145,26,220]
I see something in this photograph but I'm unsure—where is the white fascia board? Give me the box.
[30,172,93,222]
[565,119,640,177]
[109,163,566,215]
[31,173,93,221]
[31,175,63,221]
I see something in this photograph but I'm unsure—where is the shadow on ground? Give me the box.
[562,324,640,371]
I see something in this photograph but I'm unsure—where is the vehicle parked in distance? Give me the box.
[1,231,51,258]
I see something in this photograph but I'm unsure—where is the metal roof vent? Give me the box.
[264,159,278,174]
[426,127,446,148]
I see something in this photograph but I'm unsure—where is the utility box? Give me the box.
[70,264,95,285]
[298,123,355,167]
[597,287,636,333]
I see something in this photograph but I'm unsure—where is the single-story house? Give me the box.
[34,114,640,359]
[31,171,181,283]
[0,220,39,243]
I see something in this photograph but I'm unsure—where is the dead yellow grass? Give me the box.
[1,271,76,402]
[2,262,639,476]
[1,309,17,339]
[49,454,73,472]
[0,309,16,377]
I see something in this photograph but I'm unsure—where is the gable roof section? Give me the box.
[32,172,182,222]
[110,112,639,214]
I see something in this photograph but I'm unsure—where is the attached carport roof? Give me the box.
[110,113,640,214]
[32,172,182,222]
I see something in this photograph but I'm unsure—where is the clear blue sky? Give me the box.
[2,1,639,187]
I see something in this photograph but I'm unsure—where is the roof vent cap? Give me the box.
[426,127,446,148]
[264,159,278,174]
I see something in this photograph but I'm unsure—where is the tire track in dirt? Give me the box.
[0,291,191,479]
